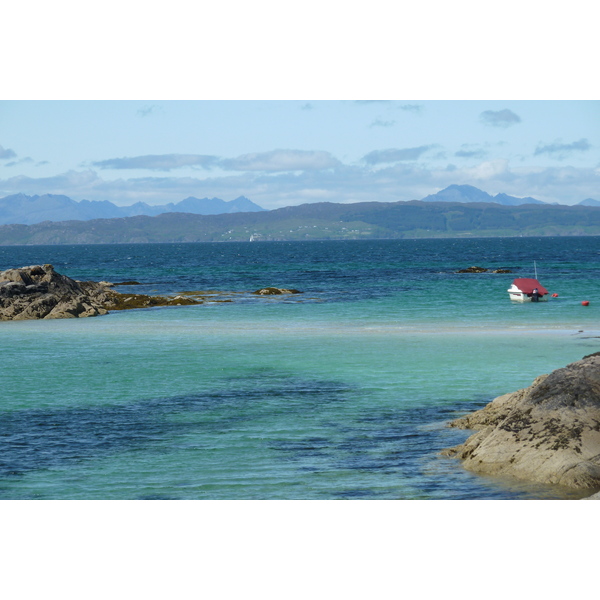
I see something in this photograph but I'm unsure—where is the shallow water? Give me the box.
[1,238,599,499]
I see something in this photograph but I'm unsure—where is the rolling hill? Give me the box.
[1,199,599,245]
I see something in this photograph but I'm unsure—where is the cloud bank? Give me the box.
[362,146,435,164]
[2,157,597,208]
[92,154,219,171]
[217,150,341,172]
[90,149,342,174]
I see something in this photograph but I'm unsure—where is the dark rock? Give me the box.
[1,265,203,320]
[253,287,302,295]
[0,264,112,321]
[456,266,488,273]
[0,281,27,296]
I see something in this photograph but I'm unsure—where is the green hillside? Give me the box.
[1,200,600,245]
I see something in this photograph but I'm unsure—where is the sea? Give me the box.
[1,236,599,500]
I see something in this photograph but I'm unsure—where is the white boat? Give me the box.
[507,278,549,302]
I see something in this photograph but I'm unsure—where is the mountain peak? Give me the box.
[578,198,600,207]
[422,185,544,206]
[422,185,493,204]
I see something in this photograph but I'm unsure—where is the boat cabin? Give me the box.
[507,278,548,302]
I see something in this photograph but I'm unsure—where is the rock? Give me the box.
[583,491,600,500]
[0,264,114,321]
[456,266,488,273]
[1,265,302,321]
[0,264,175,321]
[0,265,204,320]
[101,292,201,311]
[442,354,600,491]
[456,266,512,273]
[253,287,302,295]
[1,268,35,285]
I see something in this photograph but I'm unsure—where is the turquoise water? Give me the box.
[1,238,599,499]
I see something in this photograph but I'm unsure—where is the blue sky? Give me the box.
[1,3,598,209]
[1,100,597,207]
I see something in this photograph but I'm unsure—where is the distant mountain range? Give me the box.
[0,194,265,225]
[422,184,598,207]
[2,198,600,245]
[0,185,597,227]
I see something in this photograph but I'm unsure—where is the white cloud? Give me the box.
[463,159,510,180]
[92,154,218,171]
[455,144,488,159]
[362,146,435,164]
[1,170,101,196]
[219,149,341,172]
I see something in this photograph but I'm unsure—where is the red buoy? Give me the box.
[552,293,559,297]
[582,301,590,306]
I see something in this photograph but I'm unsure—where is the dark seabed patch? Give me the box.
[265,399,567,499]
[0,372,579,499]
[0,372,353,493]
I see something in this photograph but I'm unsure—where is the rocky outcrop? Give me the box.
[253,287,302,295]
[0,265,305,320]
[456,266,489,273]
[456,266,512,273]
[0,264,200,321]
[0,264,113,320]
[442,354,600,492]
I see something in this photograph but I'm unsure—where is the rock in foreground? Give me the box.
[442,354,600,490]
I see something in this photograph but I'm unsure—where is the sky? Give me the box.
[2,2,598,211]
[1,99,597,208]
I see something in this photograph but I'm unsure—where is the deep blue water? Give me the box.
[3,237,600,298]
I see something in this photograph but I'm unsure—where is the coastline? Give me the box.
[442,354,600,497]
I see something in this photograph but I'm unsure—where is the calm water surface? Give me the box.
[1,238,599,499]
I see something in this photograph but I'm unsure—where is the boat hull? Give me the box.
[507,284,548,302]
[508,291,548,302]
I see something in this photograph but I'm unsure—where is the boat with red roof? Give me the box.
[507,277,549,302]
